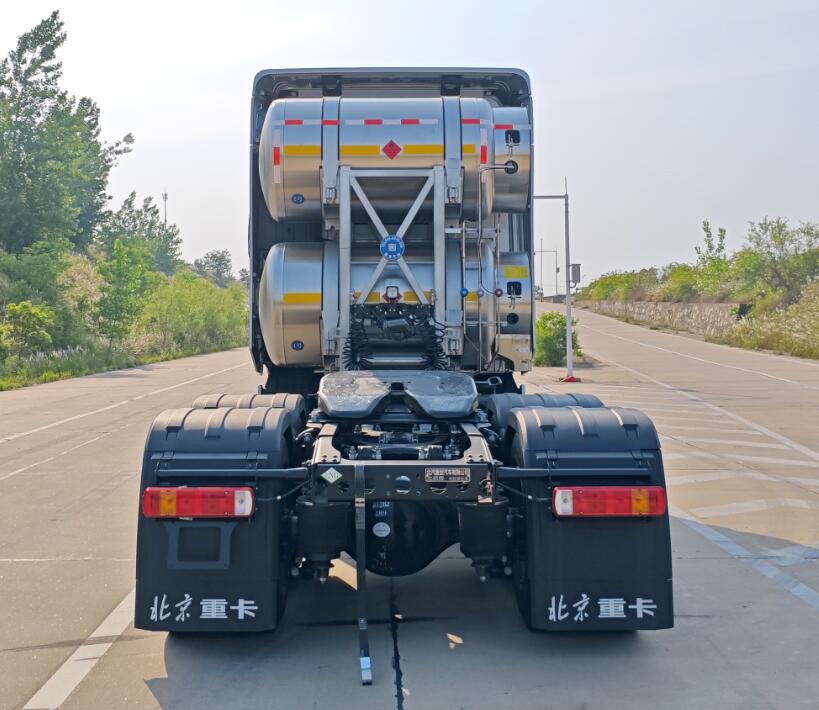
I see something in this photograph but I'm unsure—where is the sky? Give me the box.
[2,0,818,290]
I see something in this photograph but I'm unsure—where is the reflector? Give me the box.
[141,487,255,518]
[552,486,666,518]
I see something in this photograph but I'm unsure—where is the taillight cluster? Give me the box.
[552,486,666,518]
[141,487,255,518]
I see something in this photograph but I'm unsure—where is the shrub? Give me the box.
[576,269,658,302]
[727,282,819,359]
[134,272,247,355]
[533,312,582,366]
[1,300,55,357]
[656,263,698,302]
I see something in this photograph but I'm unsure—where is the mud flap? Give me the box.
[506,405,674,631]
[135,481,288,632]
[134,406,303,632]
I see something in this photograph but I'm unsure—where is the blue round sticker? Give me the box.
[291,193,305,205]
[290,340,304,351]
[380,235,405,262]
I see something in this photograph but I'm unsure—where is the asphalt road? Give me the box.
[2,307,818,710]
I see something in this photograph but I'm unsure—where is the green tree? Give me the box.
[93,238,157,345]
[733,217,819,307]
[135,272,246,353]
[0,11,132,253]
[194,249,233,287]
[1,300,54,356]
[96,192,182,275]
[693,220,730,297]
[58,253,102,330]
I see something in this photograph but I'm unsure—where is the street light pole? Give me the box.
[533,181,579,382]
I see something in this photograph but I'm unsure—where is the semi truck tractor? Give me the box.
[135,68,673,683]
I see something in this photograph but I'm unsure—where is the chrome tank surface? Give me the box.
[258,239,525,370]
[258,97,527,221]
[258,242,323,366]
[492,107,531,213]
[497,252,533,336]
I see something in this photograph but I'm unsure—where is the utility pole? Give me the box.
[533,179,579,382]
[162,192,168,228]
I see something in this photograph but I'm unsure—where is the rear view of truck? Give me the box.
[135,68,672,684]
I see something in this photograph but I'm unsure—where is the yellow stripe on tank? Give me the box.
[283,145,321,156]
[340,145,381,156]
[402,144,444,155]
[282,292,322,304]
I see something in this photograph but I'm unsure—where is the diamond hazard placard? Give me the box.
[382,140,401,160]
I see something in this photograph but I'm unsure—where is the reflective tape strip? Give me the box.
[462,143,476,155]
[271,119,324,126]
[495,123,532,130]
[480,129,488,165]
[345,118,438,126]
[273,128,282,183]
[402,143,443,155]
[322,119,340,126]
[340,145,381,156]
[462,118,490,125]
[283,145,321,156]
[282,292,322,304]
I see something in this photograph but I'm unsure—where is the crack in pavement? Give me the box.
[389,578,405,710]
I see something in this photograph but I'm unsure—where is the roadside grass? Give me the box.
[0,341,244,391]
[722,283,819,359]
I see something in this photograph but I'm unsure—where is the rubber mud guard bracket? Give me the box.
[354,462,372,685]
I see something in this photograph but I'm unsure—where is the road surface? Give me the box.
[1,308,818,710]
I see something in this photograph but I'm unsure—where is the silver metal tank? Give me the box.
[258,239,505,369]
[258,97,531,221]
[492,107,532,213]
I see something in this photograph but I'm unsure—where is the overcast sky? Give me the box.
[2,1,818,289]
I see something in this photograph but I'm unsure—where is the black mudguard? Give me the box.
[134,405,302,632]
[506,405,674,631]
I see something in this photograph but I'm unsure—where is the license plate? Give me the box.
[424,467,470,483]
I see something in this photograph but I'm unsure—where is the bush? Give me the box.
[1,300,55,357]
[576,269,658,302]
[134,272,247,355]
[533,312,582,366]
[727,283,819,359]
[656,263,699,302]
